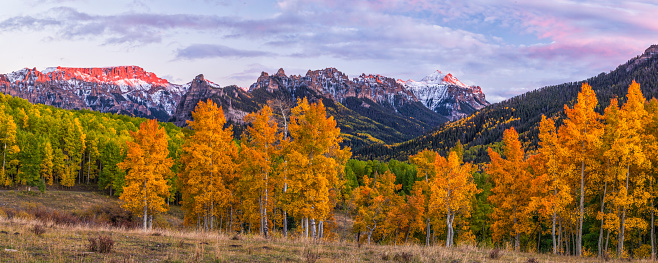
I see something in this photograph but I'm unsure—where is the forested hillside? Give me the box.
[354,45,658,162]
[0,93,184,195]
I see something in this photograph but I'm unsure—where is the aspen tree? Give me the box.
[488,127,532,251]
[430,151,478,247]
[240,105,282,238]
[179,99,237,231]
[118,119,172,231]
[558,83,603,256]
[409,149,438,246]
[284,98,350,239]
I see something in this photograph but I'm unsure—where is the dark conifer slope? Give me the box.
[355,45,658,162]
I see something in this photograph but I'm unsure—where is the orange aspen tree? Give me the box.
[430,151,478,247]
[240,105,282,238]
[409,149,438,246]
[606,81,650,255]
[117,119,172,231]
[534,115,572,254]
[179,99,237,231]
[284,98,350,239]
[558,83,603,256]
[352,170,401,244]
[488,127,532,251]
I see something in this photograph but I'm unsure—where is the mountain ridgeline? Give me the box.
[170,68,488,148]
[354,45,658,162]
[0,66,488,149]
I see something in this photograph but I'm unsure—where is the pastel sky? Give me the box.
[1,0,657,102]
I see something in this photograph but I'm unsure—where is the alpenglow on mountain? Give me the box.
[0,66,187,121]
[0,66,489,147]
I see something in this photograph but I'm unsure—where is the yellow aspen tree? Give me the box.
[645,98,658,259]
[533,115,573,254]
[351,171,401,244]
[409,149,438,246]
[118,119,172,231]
[430,151,479,247]
[606,81,650,255]
[240,105,282,238]
[0,105,19,186]
[284,98,350,239]
[488,127,532,251]
[558,83,603,256]
[60,116,86,187]
[41,140,54,185]
[179,99,238,232]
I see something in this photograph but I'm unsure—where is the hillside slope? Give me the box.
[355,45,658,162]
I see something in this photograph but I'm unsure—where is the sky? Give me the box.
[1,0,657,103]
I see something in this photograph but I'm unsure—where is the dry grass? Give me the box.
[0,190,655,262]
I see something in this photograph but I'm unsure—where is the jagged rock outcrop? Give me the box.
[170,74,255,126]
[0,66,187,121]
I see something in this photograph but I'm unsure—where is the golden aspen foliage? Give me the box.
[532,115,573,254]
[429,151,479,247]
[239,105,283,237]
[408,148,438,245]
[179,99,238,231]
[0,105,19,186]
[284,98,350,238]
[558,83,603,256]
[351,171,401,244]
[488,127,533,251]
[41,141,54,185]
[118,119,172,231]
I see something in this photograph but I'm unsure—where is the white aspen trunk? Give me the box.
[311,218,316,239]
[558,217,562,254]
[210,201,214,231]
[210,145,214,231]
[283,182,288,238]
[651,184,656,261]
[446,210,452,247]
[148,214,153,230]
[259,196,264,235]
[598,179,607,258]
[319,220,323,239]
[425,218,430,246]
[143,180,148,231]
[86,152,90,184]
[263,186,269,237]
[619,166,630,256]
[577,157,585,257]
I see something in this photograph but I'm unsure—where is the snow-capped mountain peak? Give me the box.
[400,70,489,121]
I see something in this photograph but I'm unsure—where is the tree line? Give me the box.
[2,80,658,259]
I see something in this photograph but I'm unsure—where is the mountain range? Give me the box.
[355,44,658,162]
[0,66,488,148]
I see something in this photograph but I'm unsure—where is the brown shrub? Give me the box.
[393,252,413,263]
[31,225,46,236]
[87,236,114,253]
[489,249,501,259]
